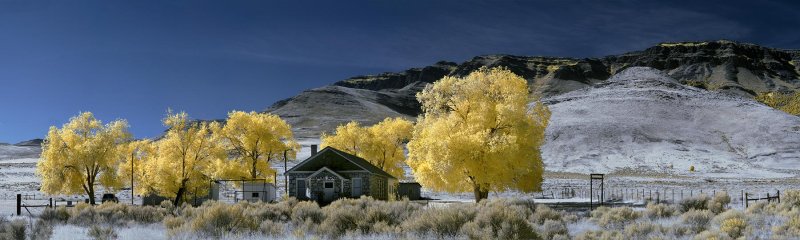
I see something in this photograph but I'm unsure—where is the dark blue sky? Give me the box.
[1,0,799,143]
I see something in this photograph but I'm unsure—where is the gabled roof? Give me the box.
[286,146,396,179]
[307,167,345,180]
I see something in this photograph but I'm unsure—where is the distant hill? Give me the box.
[14,139,43,147]
[266,40,800,139]
[542,67,800,176]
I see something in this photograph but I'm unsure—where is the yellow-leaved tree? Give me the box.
[117,139,156,202]
[213,111,299,181]
[407,67,550,202]
[37,112,131,204]
[147,111,225,204]
[755,91,800,115]
[321,117,413,178]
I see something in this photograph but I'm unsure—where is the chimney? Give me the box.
[311,145,318,155]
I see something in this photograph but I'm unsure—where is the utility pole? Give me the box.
[131,154,135,205]
[283,150,289,196]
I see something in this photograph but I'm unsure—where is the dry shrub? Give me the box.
[668,224,694,237]
[575,229,621,240]
[644,203,676,219]
[291,201,323,225]
[711,209,745,226]
[163,216,185,230]
[30,219,53,240]
[592,207,640,229]
[745,201,770,215]
[719,218,746,239]
[259,220,286,236]
[531,204,562,224]
[771,214,800,237]
[87,225,118,240]
[783,190,800,208]
[185,201,259,237]
[707,191,731,214]
[460,199,540,240]
[242,201,293,222]
[541,219,568,240]
[0,218,27,240]
[711,209,748,238]
[692,229,732,240]
[402,203,476,238]
[69,203,98,225]
[53,202,168,226]
[551,234,570,240]
[621,221,668,239]
[319,196,422,237]
[40,206,70,223]
[680,194,710,212]
[681,209,714,233]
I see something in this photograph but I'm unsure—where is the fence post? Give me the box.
[745,193,749,208]
[49,198,53,208]
[778,190,781,203]
[741,190,744,207]
[16,194,21,216]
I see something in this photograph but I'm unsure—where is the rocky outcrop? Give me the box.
[333,61,457,90]
[266,40,800,139]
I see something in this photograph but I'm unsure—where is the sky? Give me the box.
[0,0,799,143]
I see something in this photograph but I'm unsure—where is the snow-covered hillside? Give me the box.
[541,67,800,177]
[0,144,41,160]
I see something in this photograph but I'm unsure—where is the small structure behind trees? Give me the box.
[398,182,422,200]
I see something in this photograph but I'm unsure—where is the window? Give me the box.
[324,182,334,188]
[252,192,259,198]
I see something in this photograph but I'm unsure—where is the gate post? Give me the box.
[16,194,21,216]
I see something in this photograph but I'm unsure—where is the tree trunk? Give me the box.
[251,160,258,179]
[473,183,488,203]
[174,187,185,205]
[174,179,188,205]
[88,184,96,205]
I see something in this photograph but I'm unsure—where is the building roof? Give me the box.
[286,146,396,179]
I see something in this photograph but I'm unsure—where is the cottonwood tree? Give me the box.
[213,111,299,181]
[148,111,225,204]
[321,117,413,178]
[407,67,551,202]
[117,139,156,201]
[38,112,131,204]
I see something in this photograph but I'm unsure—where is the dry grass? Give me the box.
[31,189,800,239]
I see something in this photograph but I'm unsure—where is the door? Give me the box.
[323,181,335,202]
[351,178,362,197]
[296,179,307,199]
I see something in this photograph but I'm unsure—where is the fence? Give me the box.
[535,184,785,208]
[16,194,52,216]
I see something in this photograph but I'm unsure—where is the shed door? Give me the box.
[352,178,362,197]
[296,179,307,199]
[323,181,335,202]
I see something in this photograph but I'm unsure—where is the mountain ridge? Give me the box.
[265,40,800,138]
